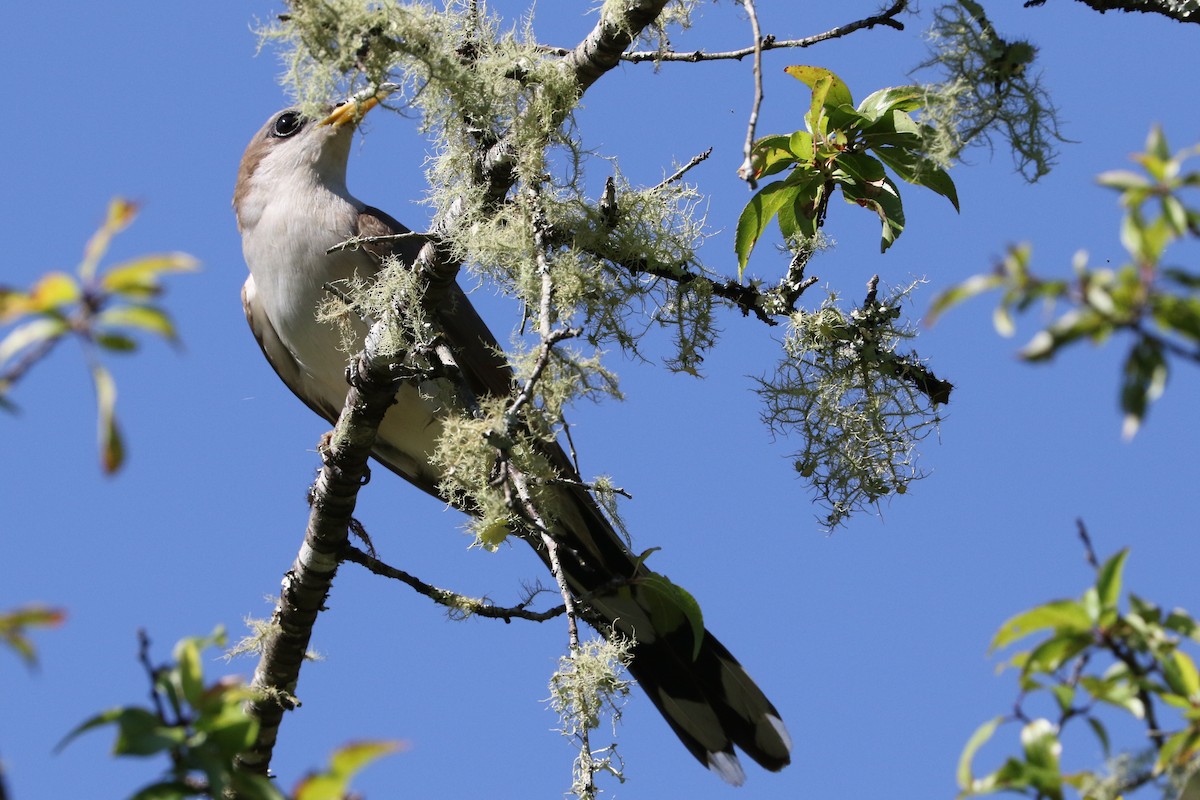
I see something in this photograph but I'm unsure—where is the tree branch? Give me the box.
[619,1,908,62]
[343,545,566,622]
[735,0,766,188]
[418,0,675,294]
[651,147,713,191]
[237,320,408,776]
[1025,0,1198,23]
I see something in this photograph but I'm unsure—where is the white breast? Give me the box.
[240,168,446,484]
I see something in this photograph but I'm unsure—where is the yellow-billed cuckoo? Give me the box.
[233,96,791,784]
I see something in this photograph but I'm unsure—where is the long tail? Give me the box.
[544,484,792,784]
[377,275,792,780]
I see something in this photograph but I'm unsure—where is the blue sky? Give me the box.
[2,2,1198,798]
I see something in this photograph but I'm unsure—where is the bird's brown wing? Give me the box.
[357,205,514,398]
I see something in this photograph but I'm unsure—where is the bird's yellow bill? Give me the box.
[320,94,382,128]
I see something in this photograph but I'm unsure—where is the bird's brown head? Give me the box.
[233,96,383,232]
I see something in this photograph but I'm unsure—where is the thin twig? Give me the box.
[343,545,566,622]
[326,231,429,255]
[136,630,168,724]
[618,1,908,62]
[737,0,765,188]
[504,191,581,426]
[652,147,713,192]
[1076,518,1099,570]
[552,476,633,500]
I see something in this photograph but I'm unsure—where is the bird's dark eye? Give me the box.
[271,111,304,138]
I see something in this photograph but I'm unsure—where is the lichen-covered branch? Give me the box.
[237,320,408,775]
[1025,0,1199,23]
[343,545,566,622]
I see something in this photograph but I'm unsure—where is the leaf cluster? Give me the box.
[0,198,197,472]
[736,65,959,273]
[928,127,1200,438]
[59,629,400,800]
[960,547,1200,799]
[58,629,277,800]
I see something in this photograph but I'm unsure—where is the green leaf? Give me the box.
[1049,683,1075,713]
[784,65,854,108]
[1151,293,1200,342]
[1023,633,1091,676]
[81,198,141,277]
[174,637,204,706]
[330,740,405,778]
[925,273,1005,326]
[100,253,198,295]
[129,781,191,800]
[1086,717,1111,757]
[1081,672,1145,717]
[294,741,404,800]
[839,174,905,252]
[0,317,68,366]
[0,605,66,667]
[1095,548,1129,614]
[735,178,816,275]
[824,105,871,135]
[194,703,258,752]
[873,145,960,211]
[29,272,82,312]
[806,74,833,133]
[1164,267,1200,290]
[91,362,125,474]
[856,85,923,121]
[1095,169,1151,192]
[1163,649,1200,700]
[1121,210,1173,265]
[1145,124,1171,165]
[747,135,799,180]
[115,708,186,755]
[94,333,139,353]
[231,773,288,800]
[57,707,124,753]
[1120,339,1167,439]
[859,108,924,149]
[98,305,179,342]
[834,150,887,187]
[1163,194,1190,236]
[1157,727,1200,773]
[1164,608,1200,642]
[957,716,1003,789]
[787,129,814,162]
[1082,587,1101,623]
[991,600,1092,651]
[775,179,821,242]
[58,706,183,758]
[1019,309,1110,362]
